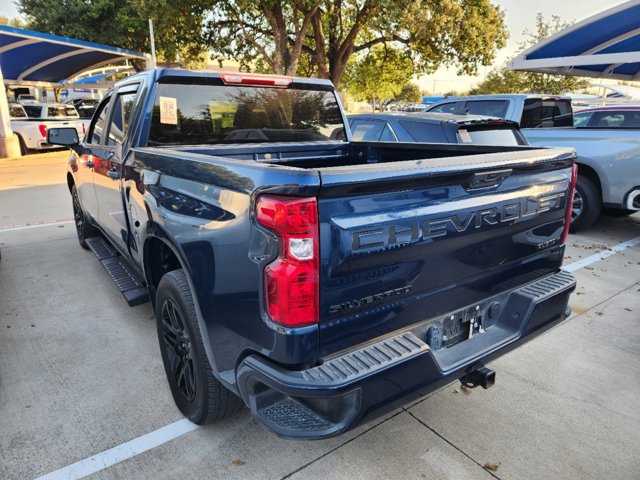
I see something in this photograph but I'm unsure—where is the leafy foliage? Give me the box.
[469,13,590,95]
[344,46,415,110]
[394,83,422,103]
[17,0,212,69]
[206,0,508,88]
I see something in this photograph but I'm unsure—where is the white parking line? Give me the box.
[563,235,640,272]
[34,419,199,480]
[31,233,640,480]
[0,219,74,232]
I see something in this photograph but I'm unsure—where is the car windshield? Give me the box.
[148,81,345,145]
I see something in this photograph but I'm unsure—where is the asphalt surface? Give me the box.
[1,152,639,480]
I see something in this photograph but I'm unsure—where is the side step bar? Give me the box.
[85,237,149,307]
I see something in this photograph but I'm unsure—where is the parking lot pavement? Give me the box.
[1,153,639,480]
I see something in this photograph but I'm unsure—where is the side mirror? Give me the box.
[47,127,79,147]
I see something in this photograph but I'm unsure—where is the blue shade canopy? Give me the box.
[0,25,148,83]
[508,0,640,81]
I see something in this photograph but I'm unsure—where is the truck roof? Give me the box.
[115,68,335,89]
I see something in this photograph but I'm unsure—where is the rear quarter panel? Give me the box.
[524,128,640,204]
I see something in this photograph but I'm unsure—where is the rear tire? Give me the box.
[16,134,28,156]
[570,176,601,232]
[155,269,243,424]
[71,185,98,250]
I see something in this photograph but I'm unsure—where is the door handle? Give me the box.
[107,170,120,180]
[85,160,94,168]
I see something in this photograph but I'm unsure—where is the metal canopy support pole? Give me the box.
[0,65,21,158]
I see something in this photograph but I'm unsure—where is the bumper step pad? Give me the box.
[85,237,149,307]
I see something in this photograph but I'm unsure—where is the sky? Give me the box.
[417,0,629,94]
[0,0,630,93]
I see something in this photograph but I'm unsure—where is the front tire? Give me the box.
[155,269,243,424]
[570,176,601,232]
[71,185,98,250]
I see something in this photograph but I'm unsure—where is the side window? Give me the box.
[522,99,572,128]
[429,102,461,114]
[87,97,111,145]
[573,111,594,127]
[379,124,397,142]
[593,113,624,128]
[464,100,509,118]
[107,89,139,146]
[350,119,386,141]
[399,121,448,143]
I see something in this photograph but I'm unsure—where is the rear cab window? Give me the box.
[399,120,448,143]
[23,105,42,118]
[521,98,572,128]
[350,119,396,141]
[457,126,524,146]
[148,80,345,146]
[428,102,462,114]
[463,100,509,118]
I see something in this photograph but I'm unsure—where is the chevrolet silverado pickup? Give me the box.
[49,69,577,439]
[427,94,640,230]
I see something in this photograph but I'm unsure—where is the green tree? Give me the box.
[17,0,212,69]
[469,13,589,95]
[344,46,415,111]
[394,83,422,103]
[206,0,507,88]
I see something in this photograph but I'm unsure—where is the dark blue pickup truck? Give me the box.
[49,69,577,439]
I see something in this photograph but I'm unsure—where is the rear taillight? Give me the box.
[256,195,319,328]
[560,163,578,244]
[38,124,47,137]
[82,123,86,135]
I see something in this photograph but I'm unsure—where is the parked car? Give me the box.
[573,105,640,128]
[16,93,37,104]
[426,94,573,128]
[348,112,528,146]
[48,69,576,439]
[427,94,640,230]
[10,102,85,154]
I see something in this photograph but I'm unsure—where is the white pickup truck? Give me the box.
[427,95,640,230]
[10,103,85,154]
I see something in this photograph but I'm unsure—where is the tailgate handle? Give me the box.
[464,169,512,190]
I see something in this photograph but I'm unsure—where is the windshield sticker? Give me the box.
[159,96,178,125]
[458,129,472,143]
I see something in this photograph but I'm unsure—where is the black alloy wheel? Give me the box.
[160,298,197,402]
[154,269,243,424]
[71,185,97,249]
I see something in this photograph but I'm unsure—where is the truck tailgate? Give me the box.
[317,148,575,355]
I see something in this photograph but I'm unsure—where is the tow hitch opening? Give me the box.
[460,367,496,390]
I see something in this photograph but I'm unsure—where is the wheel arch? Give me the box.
[142,229,223,381]
[576,162,602,199]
